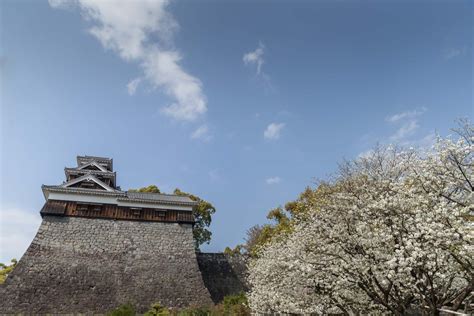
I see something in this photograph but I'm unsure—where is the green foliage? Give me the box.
[223,245,243,256]
[175,306,213,316]
[0,259,17,284]
[222,292,249,315]
[127,294,249,316]
[169,293,249,315]
[144,302,170,316]
[173,188,216,250]
[128,185,161,193]
[107,303,135,316]
[227,185,337,257]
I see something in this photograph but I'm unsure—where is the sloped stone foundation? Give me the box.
[0,216,213,314]
[197,253,248,304]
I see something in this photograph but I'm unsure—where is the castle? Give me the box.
[0,156,246,314]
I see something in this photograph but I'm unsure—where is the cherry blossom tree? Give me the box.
[248,123,473,315]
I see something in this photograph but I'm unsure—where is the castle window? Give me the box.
[77,204,88,212]
[76,203,103,212]
[131,207,142,216]
[91,205,102,212]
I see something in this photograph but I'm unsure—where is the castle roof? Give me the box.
[42,185,196,207]
[77,155,113,171]
[42,155,196,211]
[125,191,194,204]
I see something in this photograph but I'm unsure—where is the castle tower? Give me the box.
[0,156,213,314]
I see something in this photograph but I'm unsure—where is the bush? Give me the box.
[112,294,250,316]
[107,303,135,316]
[175,306,213,316]
[222,293,249,316]
[144,302,170,316]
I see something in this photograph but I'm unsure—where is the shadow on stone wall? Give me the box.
[197,253,249,304]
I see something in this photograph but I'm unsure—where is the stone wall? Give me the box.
[197,253,249,303]
[0,215,213,314]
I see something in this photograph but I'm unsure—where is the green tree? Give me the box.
[128,186,215,250]
[173,188,215,250]
[128,185,161,193]
[0,259,17,284]
[227,185,337,257]
[221,292,250,315]
[106,303,135,316]
[144,302,170,316]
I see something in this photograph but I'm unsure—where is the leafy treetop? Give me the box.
[128,185,161,193]
[0,259,17,284]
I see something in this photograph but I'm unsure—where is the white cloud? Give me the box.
[386,107,428,142]
[357,107,434,158]
[0,207,42,263]
[144,49,207,121]
[243,42,265,75]
[49,0,207,121]
[48,0,70,8]
[390,119,419,141]
[190,124,212,142]
[385,107,426,123]
[264,122,285,140]
[266,176,281,185]
[127,77,141,95]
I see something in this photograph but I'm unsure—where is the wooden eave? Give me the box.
[40,200,195,224]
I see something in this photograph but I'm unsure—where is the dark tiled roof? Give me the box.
[65,168,116,177]
[77,155,113,171]
[77,155,112,162]
[42,185,125,196]
[42,186,196,206]
[126,191,195,204]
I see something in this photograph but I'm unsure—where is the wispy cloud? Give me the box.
[243,41,274,92]
[385,107,426,123]
[243,42,265,75]
[266,176,281,185]
[444,47,466,60]
[390,119,419,141]
[357,107,434,158]
[127,77,141,96]
[190,124,212,142]
[49,0,207,121]
[264,122,285,140]
[386,107,427,142]
[0,207,42,263]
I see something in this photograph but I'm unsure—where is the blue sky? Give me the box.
[0,0,472,263]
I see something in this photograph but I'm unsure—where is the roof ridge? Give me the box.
[65,167,115,174]
[78,155,112,160]
[127,190,186,197]
[61,173,117,192]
